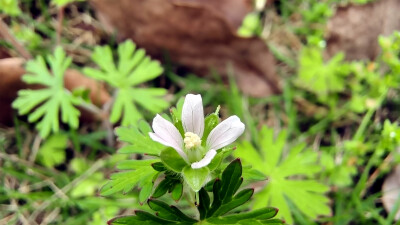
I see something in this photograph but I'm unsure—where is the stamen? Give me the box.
[184,132,201,149]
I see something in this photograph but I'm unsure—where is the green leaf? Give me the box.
[213,189,254,216]
[101,159,158,196]
[0,0,21,16]
[198,188,211,220]
[83,40,169,126]
[51,0,84,7]
[152,162,168,172]
[148,199,197,222]
[115,123,163,155]
[70,172,103,198]
[12,47,81,138]
[220,159,242,203]
[37,133,68,168]
[182,166,210,192]
[108,159,283,225]
[235,126,331,224]
[160,148,188,172]
[295,47,350,102]
[108,211,174,224]
[206,207,281,224]
[139,182,154,204]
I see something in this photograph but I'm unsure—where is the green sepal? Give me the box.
[160,147,188,172]
[203,114,219,144]
[182,166,210,192]
[152,162,167,172]
[171,182,183,201]
[152,179,172,198]
[207,152,223,171]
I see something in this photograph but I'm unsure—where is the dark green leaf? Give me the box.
[152,179,173,198]
[198,188,210,220]
[148,199,197,222]
[152,162,167,172]
[213,188,254,216]
[160,148,188,172]
[171,182,183,201]
[220,158,242,203]
[207,207,279,223]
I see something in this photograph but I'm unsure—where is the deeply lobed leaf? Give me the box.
[83,40,169,126]
[12,47,81,137]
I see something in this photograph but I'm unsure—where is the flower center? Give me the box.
[184,132,201,149]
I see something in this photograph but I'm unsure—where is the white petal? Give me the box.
[206,116,245,150]
[191,149,217,169]
[182,94,205,138]
[149,114,189,162]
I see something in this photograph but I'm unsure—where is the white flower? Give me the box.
[149,94,245,169]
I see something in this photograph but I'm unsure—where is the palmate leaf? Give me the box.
[83,40,169,126]
[12,47,81,137]
[295,47,350,99]
[115,120,163,155]
[102,121,165,203]
[235,126,331,224]
[100,159,159,202]
[108,160,284,225]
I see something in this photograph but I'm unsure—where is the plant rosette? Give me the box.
[149,94,245,192]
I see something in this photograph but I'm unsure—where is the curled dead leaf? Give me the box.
[0,57,110,125]
[91,0,281,97]
[326,0,400,60]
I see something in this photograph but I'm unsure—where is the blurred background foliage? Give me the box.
[1,0,400,224]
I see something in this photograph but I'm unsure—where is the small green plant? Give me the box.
[235,126,331,224]
[0,0,21,16]
[12,47,82,137]
[103,94,284,224]
[295,47,350,108]
[109,159,282,225]
[83,40,169,126]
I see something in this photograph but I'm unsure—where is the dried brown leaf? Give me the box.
[326,0,400,60]
[91,0,280,97]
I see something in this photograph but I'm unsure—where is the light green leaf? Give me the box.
[37,133,68,168]
[51,0,85,7]
[295,47,350,100]
[116,123,163,155]
[183,166,210,192]
[0,0,21,16]
[71,172,103,198]
[160,148,188,172]
[83,40,169,126]
[12,47,81,137]
[235,126,331,224]
[101,159,158,196]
